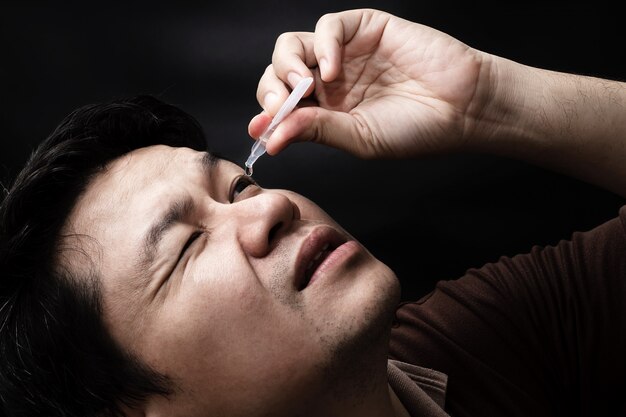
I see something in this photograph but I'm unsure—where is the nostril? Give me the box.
[268,222,282,243]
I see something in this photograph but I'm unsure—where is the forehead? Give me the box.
[93,145,203,194]
[62,146,228,257]
[69,146,196,224]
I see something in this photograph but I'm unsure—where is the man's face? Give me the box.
[64,145,400,416]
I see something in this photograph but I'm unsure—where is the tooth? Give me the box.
[313,244,330,261]
[306,244,331,273]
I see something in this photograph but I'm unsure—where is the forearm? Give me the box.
[470,55,626,198]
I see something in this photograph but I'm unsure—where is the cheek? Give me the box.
[171,249,266,337]
[147,252,325,407]
[139,248,264,368]
[179,250,307,353]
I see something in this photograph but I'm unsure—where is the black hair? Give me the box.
[0,95,209,416]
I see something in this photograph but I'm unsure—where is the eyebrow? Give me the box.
[138,152,218,270]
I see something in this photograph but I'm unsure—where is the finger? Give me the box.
[265,107,373,158]
[313,9,370,82]
[247,113,272,139]
[256,65,292,116]
[271,31,317,88]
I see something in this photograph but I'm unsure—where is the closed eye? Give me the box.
[164,230,202,282]
[176,230,202,264]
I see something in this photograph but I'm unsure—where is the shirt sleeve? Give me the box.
[389,206,626,417]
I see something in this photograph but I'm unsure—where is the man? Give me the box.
[1,8,625,417]
[0,96,404,416]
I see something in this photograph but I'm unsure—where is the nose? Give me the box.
[230,192,299,257]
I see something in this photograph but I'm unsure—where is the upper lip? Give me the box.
[294,226,347,291]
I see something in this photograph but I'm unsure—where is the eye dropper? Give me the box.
[245,76,314,175]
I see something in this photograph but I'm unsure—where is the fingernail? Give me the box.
[263,92,277,110]
[287,72,301,88]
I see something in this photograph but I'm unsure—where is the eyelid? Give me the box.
[159,230,198,289]
[175,230,202,266]
[229,175,258,203]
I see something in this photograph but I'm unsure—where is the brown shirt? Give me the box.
[388,359,449,416]
[389,206,626,416]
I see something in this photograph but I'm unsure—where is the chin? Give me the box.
[322,261,401,357]
[304,266,400,414]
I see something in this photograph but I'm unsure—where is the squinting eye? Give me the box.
[229,175,257,202]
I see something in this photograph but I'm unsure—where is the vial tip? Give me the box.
[245,166,253,176]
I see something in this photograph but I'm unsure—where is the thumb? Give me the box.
[266,106,374,158]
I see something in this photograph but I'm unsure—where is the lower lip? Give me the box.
[307,240,361,288]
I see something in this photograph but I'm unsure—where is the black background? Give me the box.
[1,1,624,301]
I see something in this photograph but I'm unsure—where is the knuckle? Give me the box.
[317,12,337,27]
[308,115,323,144]
[263,63,274,74]
[275,32,294,46]
[309,110,329,146]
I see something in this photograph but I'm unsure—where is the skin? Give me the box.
[250,9,626,198]
[60,7,626,416]
[61,145,403,417]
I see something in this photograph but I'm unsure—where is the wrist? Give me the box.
[463,54,626,196]
[463,53,541,154]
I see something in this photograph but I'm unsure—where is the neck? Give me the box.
[303,285,406,417]
[306,357,409,417]
[322,380,410,417]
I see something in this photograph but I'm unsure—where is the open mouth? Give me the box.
[299,243,333,290]
[295,227,346,291]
